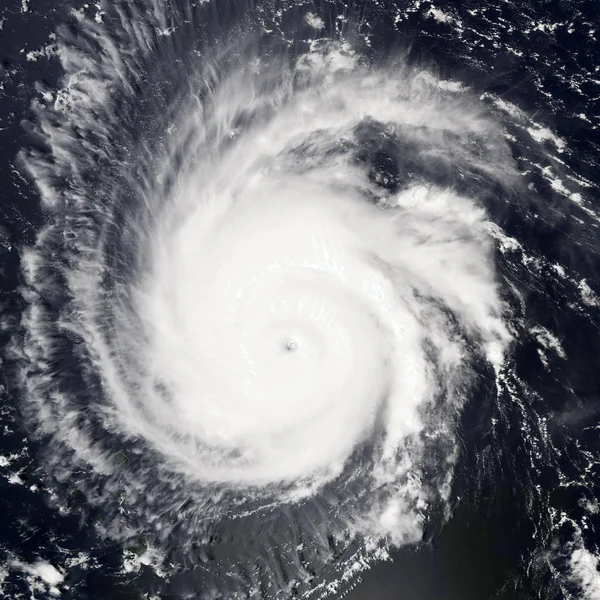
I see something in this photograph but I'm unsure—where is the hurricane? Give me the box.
[3,1,599,599]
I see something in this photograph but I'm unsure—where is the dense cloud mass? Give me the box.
[18,30,513,593]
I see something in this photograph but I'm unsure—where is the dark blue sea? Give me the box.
[0,1,599,599]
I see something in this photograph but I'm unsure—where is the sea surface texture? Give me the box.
[0,1,598,599]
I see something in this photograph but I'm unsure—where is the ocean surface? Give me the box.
[0,1,599,599]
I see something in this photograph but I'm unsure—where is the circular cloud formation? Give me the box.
[97,44,510,497]
[17,21,514,597]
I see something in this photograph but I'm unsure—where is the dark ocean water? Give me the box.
[0,1,599,599]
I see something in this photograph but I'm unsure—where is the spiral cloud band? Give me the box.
[105,45,509,493]
[18,21,515,596]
